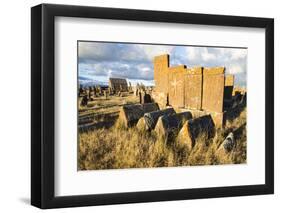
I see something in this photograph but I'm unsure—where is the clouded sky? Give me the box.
[78,41,247,87]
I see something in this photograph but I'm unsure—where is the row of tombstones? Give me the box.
[118,103,236,154]
[79,86,129,107]
[79,86,114,97]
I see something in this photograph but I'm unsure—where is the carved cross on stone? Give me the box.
[171,79,182,96]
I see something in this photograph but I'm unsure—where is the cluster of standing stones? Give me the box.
[79,78,134,106]
[118,54,247,153]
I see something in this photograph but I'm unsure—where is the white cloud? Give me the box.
[140,46,174,60]
[78,42,247,86]
[187,47,199,61]
[201,48,216,61]
[227,64,244,74]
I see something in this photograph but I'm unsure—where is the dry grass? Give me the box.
[78,108,247,170]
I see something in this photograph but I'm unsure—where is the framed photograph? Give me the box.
[31,3,274,209]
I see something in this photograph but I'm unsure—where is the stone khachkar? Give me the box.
[153,54,230,127]
[202,67,225,113]
[154,54,170,93]
[201,67,226,128]
[168,65,186,108]
[184,67,203,110]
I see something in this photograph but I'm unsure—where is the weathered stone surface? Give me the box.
[155,112,193,142]
[154,54,169,93]
[216,132,235,157]
[142,102,159,113]
[144,107,176,130]
[224,75,234,101]
[210,111,225,128]
[203,67,225,75]
[202,67,225,113]
[119,104,144,128]
[182,108,207,119]
[151,91,168,109]
[152,55,233,124]
[178,115,215,150]
[155,115,179,142]
[119,103,160,128]
[222,132,235,152]
[136,117,147,131]
[168,66,186,108]
[184,67,203,110]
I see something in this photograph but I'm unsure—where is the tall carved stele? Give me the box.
[202,67,225,113]
[154,54,169,93]
[185,67,203,110]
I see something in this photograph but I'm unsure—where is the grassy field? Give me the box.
[78,94,247,170]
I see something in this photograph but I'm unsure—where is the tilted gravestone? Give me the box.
[119,103,160,128]
[119,104,143,127]
[178,114,215,150]
[143,107,176,130]
[155,111,193,142]
[142,102,159,112]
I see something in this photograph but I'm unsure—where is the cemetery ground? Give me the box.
[78,92,247,170]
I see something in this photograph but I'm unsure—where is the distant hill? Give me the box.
[79,76,108,87]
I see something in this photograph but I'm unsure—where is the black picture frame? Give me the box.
[31,3,274,209]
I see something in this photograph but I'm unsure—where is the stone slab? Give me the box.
[168,67,186,108]
[178,114,215,150]
[154,54,169,93]
[184,67,203,110]
[202,67,225,113]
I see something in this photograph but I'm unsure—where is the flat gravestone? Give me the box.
[202,67,225,113]
[184,67,203,110]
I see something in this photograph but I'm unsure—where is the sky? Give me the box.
[78,41,247,87]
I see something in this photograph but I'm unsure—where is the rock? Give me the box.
[119,103,160,128]
[221,132,235,152]
[143,108,176,130]
[118,104,144,128]
[142,103,159,113]
[136,117,147,131]
[155,111,192,143]
[178,114,215,150]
